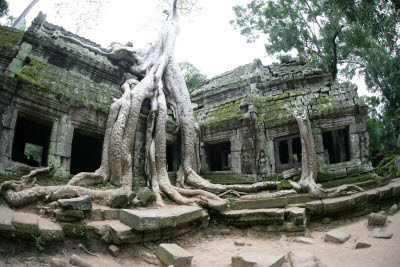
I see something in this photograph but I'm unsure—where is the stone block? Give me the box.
[0,206,14,238]
[232,251,285,267]
[156,243,193,267]
[371,228,393,239]
[230,198,287,210]
[285,207,306,225]
[287,194,312,204]
[58,195,92,211]
[109,220,142,244]
[137,187,156,206]
[13,212,40,239]
[222,208,284,226]
[55,209,84,221]
[368,213,387,226]
[39,218,64,242]
[103,208,120,220]
[288,249,318,267]
[108,245,121,257]
[356,242,371,249]
[305,200,323,217]
[388,204,398,215]
[322,195,355,216]
[60,222,84,237]
[107,193,128,208]
[324,230,350,244]
[85,221,110,238]
[120,206,203,231]
[90,208,103,221]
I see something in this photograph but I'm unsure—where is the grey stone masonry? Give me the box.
[156,243,193,267]
[0,206,14,237]
[231,251,285,267]
[120,206,203,231]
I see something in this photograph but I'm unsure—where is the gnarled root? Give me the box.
[20,164,54,187]
[2,185,125,207]
[240,189,297,200]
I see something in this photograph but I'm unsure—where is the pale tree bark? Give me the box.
[289,108,364,198]
[12,0,40,29]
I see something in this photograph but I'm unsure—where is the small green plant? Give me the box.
[50,231,58,239]
[33,235,46,251]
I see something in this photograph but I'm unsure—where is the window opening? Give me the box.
[274,134,302,172]
[12,116,52,167]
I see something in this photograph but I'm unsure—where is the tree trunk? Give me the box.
[13,0,40,29]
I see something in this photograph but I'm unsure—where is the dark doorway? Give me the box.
[166,144,179,172]
[322,127,350,164]
[274,134,302,172]
[70,132,103,174]
[12,116,52,167]
[205,142,231,171]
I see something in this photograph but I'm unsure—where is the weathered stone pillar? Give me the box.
[230,130,242,174]
[48,114,74,178]
[0,104,18,171]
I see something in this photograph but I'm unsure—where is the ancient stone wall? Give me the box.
[193,59,372,183]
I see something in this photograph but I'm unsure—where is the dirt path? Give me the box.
[1,212,399,266]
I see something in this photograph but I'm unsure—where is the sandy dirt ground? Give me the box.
[1,212,399,267]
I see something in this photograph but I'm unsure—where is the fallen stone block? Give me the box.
[137,187,156,206]
[108,244,121,257]
[39,218,64,242]
[0,206,14,238]
[13,212,40,239]
[232,251,285,267]
[288,249,319,267]
[324,230,350,244]
[368,213,387,226]
[355,242,371,249]
[58,195,92,211]
[107,194,128,208]
[387,204,398,215]
[234,238,246,246]
[55,209,84,222]
[371,228,393,239]
[295,237,315,245]
[70,254,93,267]
[156,243,193,267]
[50,257,68,267]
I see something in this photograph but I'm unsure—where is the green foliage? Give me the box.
[231,0,398,82]
[33,234,46,251]
[24,143,43,166]
[95,181,115,189]
[178,61,206,93]
[0,0,8,18]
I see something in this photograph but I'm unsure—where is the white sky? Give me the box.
[4,0,369,95]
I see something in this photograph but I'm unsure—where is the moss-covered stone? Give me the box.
[375,149,400,177]
[15,57,121,112]
[277,179,292,190]
[0,27,24,53]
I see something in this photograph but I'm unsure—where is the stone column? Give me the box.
[0,104,18,171]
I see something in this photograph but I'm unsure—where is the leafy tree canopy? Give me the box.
[179,61,206,93]
[0,0,8,18]
[230,0,398,81]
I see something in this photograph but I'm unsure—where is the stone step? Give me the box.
[120,205,203,231]
[222,206,307,230]
[13,212,40,239]
[39,217,64,241]
[0,206,14,238]
[230,194,311,210]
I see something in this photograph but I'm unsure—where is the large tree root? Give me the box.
[2,185,124,207]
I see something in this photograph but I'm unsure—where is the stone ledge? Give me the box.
[120,206,203,231]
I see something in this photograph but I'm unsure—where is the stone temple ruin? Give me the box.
[1,13,400,265]
[0,13,372,185]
